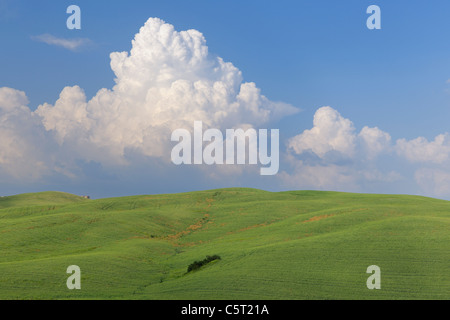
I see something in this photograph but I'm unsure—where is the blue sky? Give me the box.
[1,0,450,199]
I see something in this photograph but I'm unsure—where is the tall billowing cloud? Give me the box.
[35,17,298,165]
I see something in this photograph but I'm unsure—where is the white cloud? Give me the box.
[394,135,450,198]
[37,86,90,144]
[396,134,450,164]
[0,86,28,112]
[282,106,450,198]
[288,106,391,160]
[0,88,51,180]
[32,34,92,51]
[415,168,450,197]
[279,155,401,193]
[1,18,298,180]
[288,106,356,158]
[282,106,400,193]
[359,126,391,159]
[34,18,298,165]
[279,159,358,191]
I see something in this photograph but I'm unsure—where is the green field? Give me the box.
[0,188,448,300]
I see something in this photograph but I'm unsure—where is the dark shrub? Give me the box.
[187,255,221,273]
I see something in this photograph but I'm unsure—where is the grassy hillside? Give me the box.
[0,188,448,300]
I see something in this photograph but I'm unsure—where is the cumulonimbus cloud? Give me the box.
[1,17,298,179]
[35,18,298,165]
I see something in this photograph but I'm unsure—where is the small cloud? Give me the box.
[288,106,357,158]
[32,34,92,51]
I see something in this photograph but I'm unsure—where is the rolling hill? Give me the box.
[0,188,448,299]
